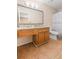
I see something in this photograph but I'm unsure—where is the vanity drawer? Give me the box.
[33,28,49,34]
[17,29,34,37]
[38,28,49,32]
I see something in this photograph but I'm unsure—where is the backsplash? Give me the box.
[17,24,45,29]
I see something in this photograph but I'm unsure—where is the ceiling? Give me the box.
[18,0,62,11]
[38,0,62,11]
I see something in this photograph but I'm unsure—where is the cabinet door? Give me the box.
[38,32,45,44]
[44,31,49,41]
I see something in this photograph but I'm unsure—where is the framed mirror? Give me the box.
[17,4,44,25]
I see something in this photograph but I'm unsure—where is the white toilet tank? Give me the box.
[50,31,59,40]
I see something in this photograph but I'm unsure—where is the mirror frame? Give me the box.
[17,4,44,25]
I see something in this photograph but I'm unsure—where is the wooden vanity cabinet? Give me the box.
[17,29,34,37]
[17,27,49,47]
[33,28,49,46]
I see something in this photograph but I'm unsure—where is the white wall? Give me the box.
[52,11,62,33]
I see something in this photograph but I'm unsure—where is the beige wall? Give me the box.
[17,0,56,46]
[38,3,55,30]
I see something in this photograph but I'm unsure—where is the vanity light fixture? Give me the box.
[26,2,30,7]
[25,1,38,9]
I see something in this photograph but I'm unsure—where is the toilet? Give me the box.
[50,31,59,40]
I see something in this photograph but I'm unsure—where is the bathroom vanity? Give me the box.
[17,27,49,47]
[17,4,49,47]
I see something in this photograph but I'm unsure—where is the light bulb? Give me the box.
[26,2,30,7]
[35,4,38,9]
